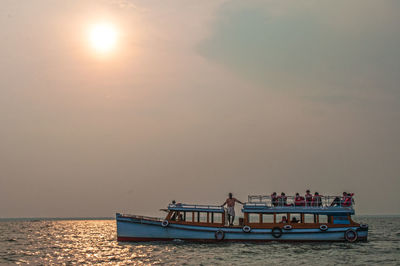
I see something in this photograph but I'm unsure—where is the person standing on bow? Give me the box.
[221,193,244,226]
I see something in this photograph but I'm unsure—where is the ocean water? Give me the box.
[0,216,399,265]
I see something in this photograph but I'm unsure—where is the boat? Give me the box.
[116,194,368,242]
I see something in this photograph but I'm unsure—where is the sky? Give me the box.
[0,0,399,217]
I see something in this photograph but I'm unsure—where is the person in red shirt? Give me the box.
[305,190,312,206]
[342,192,354,207]
[294,192,305,206]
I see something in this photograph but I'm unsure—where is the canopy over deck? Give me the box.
[168,203,224,213]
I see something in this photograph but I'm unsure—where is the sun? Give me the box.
[89,23,118,53]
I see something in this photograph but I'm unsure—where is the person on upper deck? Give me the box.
[342,192,354,207]
[271,192,278,207]
[312,192,323,207]
[330,195,341,207]
[278,192,287,206]
[278,192,293,207]
[221,193,244,226]
[339,192,347,206]
[330,192,354,207]
[305,190,312,206]
[294,193,305,206]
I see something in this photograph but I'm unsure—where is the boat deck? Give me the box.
[245,194,354,214]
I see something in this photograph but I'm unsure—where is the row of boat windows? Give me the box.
[170,211,224,223]
[248,213,329,224]
[170,211,334,224]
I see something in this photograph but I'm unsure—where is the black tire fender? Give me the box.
[215,230,225,241]
[344,229,358,242]
[360,224,368,229]
[271,227,283,238]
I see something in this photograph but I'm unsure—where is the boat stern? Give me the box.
[356,223,369,241]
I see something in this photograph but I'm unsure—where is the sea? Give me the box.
[0,216,399,265]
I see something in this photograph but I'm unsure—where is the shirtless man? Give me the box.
[221,193,244,226]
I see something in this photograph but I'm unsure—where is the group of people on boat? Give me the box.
[271,190,321,207]
[270,190,354,207]
[330,192,355,207]
[219,191,354,226]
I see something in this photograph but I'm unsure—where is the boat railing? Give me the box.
[247,195,354,208]
[168,203,224,211]
[118,213,163,222]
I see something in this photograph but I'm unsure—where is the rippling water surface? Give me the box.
[0,216,399,265]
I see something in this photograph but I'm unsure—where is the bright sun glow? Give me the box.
[89,23,117,53]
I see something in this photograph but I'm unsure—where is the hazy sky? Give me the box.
[1,0,399,217]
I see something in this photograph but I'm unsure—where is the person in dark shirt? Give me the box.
[305,189,313,206]
[271,192,278,207]
[291,216,300,223]
[278,192,288,207]
[312,192,323,207]
[331,193,344,207]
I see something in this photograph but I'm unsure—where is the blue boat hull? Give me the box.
[116,214,368,242]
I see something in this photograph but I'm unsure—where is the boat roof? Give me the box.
[168,203,224,213]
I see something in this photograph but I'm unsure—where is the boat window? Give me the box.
[199,212,208,223]
[290,214,300,224]
[319,215,328,224]
[304,214,316,223]
[249,213,260,223]
[276,213,288,223]
[186,212,194,222]
[194,212,199,223]
[213,213,223,223]
[170,211,178,221]
[262,214,274,224]
[332,215,350,224]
